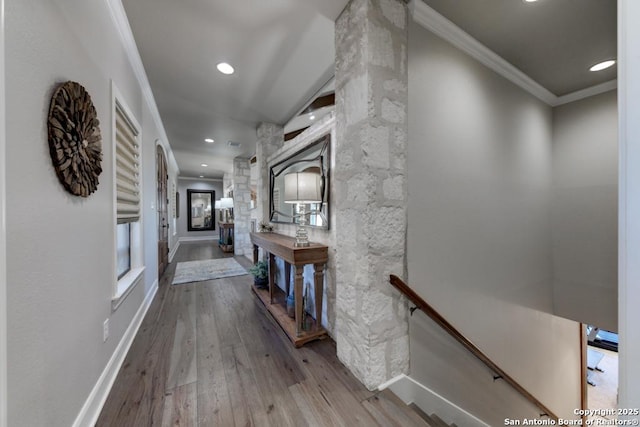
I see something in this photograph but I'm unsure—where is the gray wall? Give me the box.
[177,178,223,241]
[5,0,177,425]
[551,90,618,332]
[407,22,581,423]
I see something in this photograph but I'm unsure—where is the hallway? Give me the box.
[96,242,422,426]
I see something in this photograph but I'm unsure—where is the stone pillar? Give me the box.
[233,157,252,257]
[334,0,409,390]
[222,172,232,196]
[256,123,284,224]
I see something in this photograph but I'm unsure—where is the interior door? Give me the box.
[156,145,169,277]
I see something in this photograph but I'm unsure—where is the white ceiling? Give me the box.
[121,0,617,179]
[121,0,349,179]
[422,0,617,96]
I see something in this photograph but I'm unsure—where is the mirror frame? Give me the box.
[187,189,215,231]
[269,133,330,229]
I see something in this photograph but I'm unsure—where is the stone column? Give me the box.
[220,172,232,226]
[233,157,252,257]
[256,123,284,224]
[334,0,409,390]
[222,172,232,196]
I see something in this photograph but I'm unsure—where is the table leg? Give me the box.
[284,262,291,298]
[268,252,276,303]
[314,263,324,331]
[294,265,303,336]
[253,243,258,264]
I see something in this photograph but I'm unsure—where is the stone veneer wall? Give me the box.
[266,113,337,335]
[334,0,410,390]
[256,123,284,224]
[222,173,232,196]
[233,157,252,257]
[250,158,260,229]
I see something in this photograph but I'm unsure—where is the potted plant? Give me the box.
[249,260,269,288]
[258,221,274,233]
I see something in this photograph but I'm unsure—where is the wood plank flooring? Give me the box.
[96,241,425,427]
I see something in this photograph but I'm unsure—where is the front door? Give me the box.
[156,145,169,277]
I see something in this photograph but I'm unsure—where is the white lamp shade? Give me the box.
[220,197,234,209]
[214,200,221,209]
[284,172,322,203]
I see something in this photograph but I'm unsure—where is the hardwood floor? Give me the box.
[96,241,428,427]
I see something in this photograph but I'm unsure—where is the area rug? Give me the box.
[171,258,248,285]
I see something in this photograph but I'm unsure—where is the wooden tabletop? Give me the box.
[250,232,328,265]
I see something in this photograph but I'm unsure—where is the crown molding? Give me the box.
[105,0,180,175]
[554,79,617,106]
[178,176,224,182]
[410,0,616,107]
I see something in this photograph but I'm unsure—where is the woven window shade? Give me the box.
[115,105,140,223]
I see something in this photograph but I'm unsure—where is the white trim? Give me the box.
[72,280,158,427]
[410,0,616,107]
[179,176,223,183]
[0,0,7,424]
[617,0,640,410]
[555,80,617,106]
[111,266,145,311]
[112,82,145,305]
[380,374,490,427]
[178,236,218,243]
[618,0,629,408]
[104,0,179,176]
[155,139,168,163]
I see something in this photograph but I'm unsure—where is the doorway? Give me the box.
[584,324,618,422]
[156,144,169,277]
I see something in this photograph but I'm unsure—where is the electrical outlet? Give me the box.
[103,318,109,342]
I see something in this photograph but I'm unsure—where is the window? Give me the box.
[113,84,144,306]
[116,222,131,279]
[115,102,141,224]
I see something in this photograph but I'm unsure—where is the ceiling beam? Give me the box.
[299,93,335,116]
[284,127,310,141]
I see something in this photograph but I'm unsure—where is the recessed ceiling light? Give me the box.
[216,62,234,75]
[590,60,616,72]
[204,138,214,143]
[199,175,204,178]
[201,163,208,167]
[309,114,315,120]
[523,0,538,2]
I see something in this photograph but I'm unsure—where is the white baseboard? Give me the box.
[380,374,489,427]
[178,236,217,243]
[72,280,158,427]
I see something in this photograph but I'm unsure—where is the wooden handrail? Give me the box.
[389,274,558,421]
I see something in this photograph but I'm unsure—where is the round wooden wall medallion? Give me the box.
[47,81,103,197]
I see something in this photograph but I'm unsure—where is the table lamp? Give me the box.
[220,197,234,222]
[284,172,322,247]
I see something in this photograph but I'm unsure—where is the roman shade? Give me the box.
[115,104,140,223]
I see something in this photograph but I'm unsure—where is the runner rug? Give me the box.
[171,258,248,285]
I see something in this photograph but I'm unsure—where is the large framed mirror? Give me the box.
[187,189,215,231]
[269,134,330,228]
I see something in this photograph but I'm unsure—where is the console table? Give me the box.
[218,222,234,253]
[250,232,328,347]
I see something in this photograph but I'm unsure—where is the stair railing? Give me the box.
[389,274,558,421]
